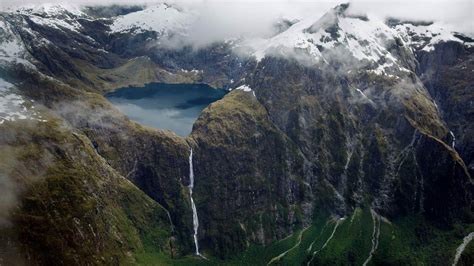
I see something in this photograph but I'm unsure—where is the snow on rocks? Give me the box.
[392,21,474,52]
[0,18,31,66]
[110,3,194,35]
[0,78,46,125]
[235,85,252,92]
[235,85,256,97]
[245,4,412,77]
[15,3,85,18]
[243,4,472,77]
[16,4,85,33]
[28,15,82,33]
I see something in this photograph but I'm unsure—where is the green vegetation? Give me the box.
[0,117,174,265]
[374,215,474,266]
[134,207,474,266]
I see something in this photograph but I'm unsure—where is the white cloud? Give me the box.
[167,0,473,48]
[346,0,474,34]
[1,0,472,42]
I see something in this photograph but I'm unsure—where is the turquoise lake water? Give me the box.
[106,83,227,136]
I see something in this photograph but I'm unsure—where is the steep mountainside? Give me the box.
[0,2,473,265]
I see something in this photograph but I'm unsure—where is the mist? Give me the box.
[1,0,472,39]
[0,173,17,227]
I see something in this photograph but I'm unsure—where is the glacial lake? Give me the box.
[106,83,227,137]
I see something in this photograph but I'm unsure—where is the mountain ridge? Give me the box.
[0,2,473,265]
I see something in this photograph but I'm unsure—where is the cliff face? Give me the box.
[188,54,472,258]
[416,42,474,175]
[0,3,473,265]
[242,56,471,223]
[190,90,309,257]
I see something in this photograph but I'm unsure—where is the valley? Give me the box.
[0,1,472,265]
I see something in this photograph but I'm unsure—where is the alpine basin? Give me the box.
[106,83,227,136]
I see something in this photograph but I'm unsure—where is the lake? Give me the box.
[106,83,227,137]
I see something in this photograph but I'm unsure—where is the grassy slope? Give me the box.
[374,215,474,266]
[0,115,175,265]
[142,207,473,265]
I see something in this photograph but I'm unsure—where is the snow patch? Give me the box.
[235,85,256,97]
[393,22,474,52]
[29,14,82,33]
[244,7,409,77]
[0,79,46,125]
[16,3,85,18]
[110,4,194,35]
[0,19,35,68]
[236,85,252,92]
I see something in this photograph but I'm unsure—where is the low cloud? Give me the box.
[1,0,471,39]
[0,173,18,227]
[0,123,54,228]
[53,99,128,133]
[171,1,333,48]
[346,0,474,34]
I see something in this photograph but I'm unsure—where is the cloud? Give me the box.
[0,123,54,228]
[346,0,474,34]
[154,0,470,51]
[0,0,472,49]
[1,0,471,34]
[0,173,18,227]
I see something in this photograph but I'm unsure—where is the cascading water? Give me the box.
[188,148,205,258]
[363,209,381,266]
[449,131,456,148]
[452,232,474,266]
[307,217,345,266]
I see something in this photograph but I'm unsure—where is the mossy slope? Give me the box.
[0,115,174,264]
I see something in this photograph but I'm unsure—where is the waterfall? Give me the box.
[267,227,310,265]
[450,131,456,148]
[307,217,344,265]
[452,232,474,266]
[363,209,381,266]
[188,148,205,258]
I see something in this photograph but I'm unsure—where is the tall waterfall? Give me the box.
[188,148,204,258]
[450,131,456,148]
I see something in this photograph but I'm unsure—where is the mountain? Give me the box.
[0,2,473,265]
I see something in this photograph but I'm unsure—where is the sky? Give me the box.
[0,0,472,35]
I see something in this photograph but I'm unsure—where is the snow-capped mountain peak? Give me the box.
[110,3,194,35]
[244,3,473,77]
[247,3,410,76]
[15,3,86,18]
